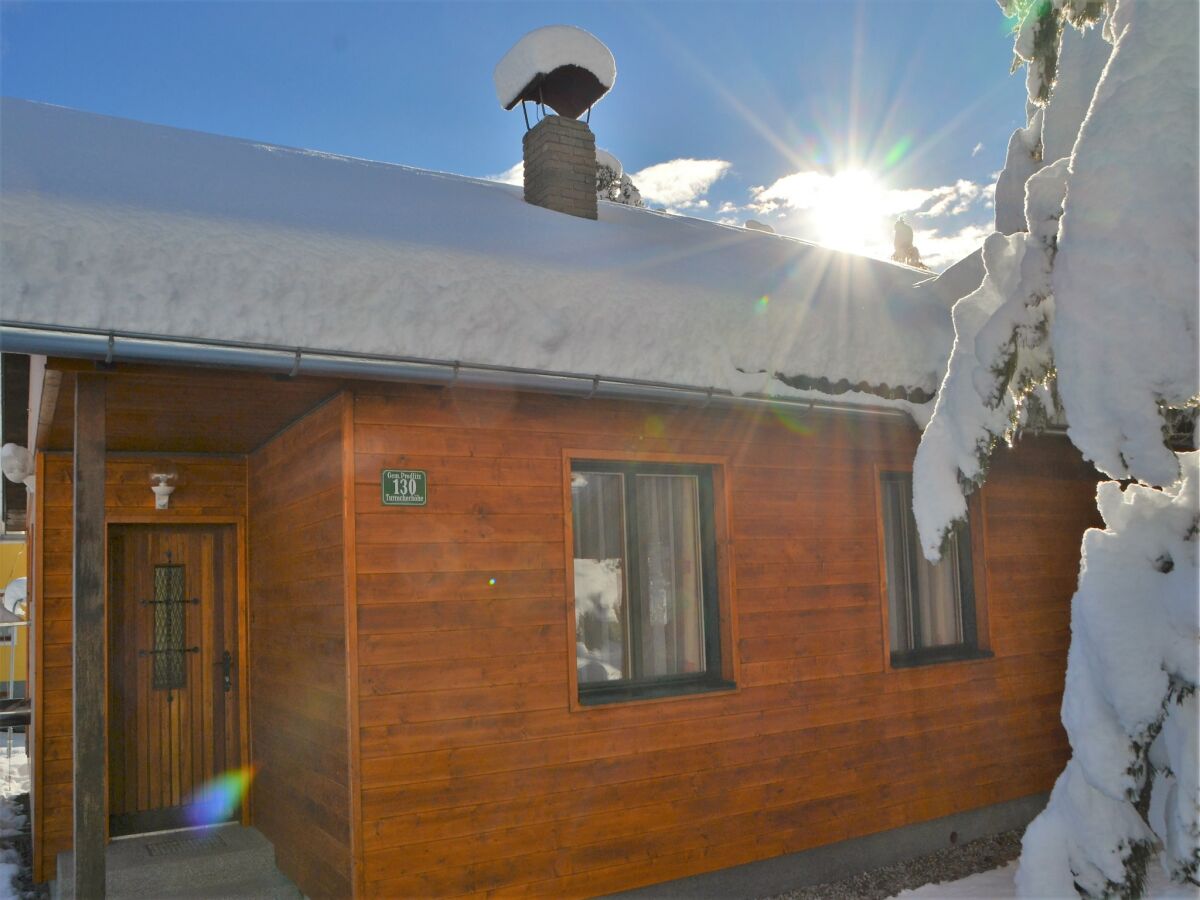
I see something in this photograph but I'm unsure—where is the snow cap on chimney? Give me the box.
[494,25,615,119]
[497,26,616,220]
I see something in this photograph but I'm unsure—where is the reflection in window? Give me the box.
[572,472,627,684]
[571,461,723,702]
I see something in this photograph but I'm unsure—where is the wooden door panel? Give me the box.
[108,524,239,836]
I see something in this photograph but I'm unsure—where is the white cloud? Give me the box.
[981,182,997,209]
[630,158,731,207]
[911,223,991,270]
[921,179,981,217]
[972,142,985,157]
[750,170,936,218]
[486,162,524,185]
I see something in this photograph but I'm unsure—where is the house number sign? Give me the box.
[381,469,427,507]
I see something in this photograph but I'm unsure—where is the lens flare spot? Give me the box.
[769,404,815,436]
[756,296,770,314]
[882,136,913,170]
[187,766,254,828]
[488,577,496,586]
[644,415,666,438]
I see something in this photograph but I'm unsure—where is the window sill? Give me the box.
[889,647,993,669]
[578,677,737,707]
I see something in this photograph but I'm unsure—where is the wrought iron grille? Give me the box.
[152,565,187,691]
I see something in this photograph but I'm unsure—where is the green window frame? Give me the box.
[570,460,732,705]
[880,471,988,668]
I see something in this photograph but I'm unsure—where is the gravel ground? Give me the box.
[763,829,1023,900]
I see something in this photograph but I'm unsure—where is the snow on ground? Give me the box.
[0,98,957,410]
[0,733,29,900]
[891,860,1200,899]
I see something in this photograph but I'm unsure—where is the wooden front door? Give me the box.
[107,524,241,836]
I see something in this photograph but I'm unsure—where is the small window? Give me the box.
[880,471,981,667]
[152,564,188,691]
[570,461,730,704]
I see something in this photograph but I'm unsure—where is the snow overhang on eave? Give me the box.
[0,322,921,422]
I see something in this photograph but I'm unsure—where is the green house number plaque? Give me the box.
[382,469,427,507]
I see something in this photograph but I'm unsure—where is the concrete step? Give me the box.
[146,867,303,899]
[53,825,300,899]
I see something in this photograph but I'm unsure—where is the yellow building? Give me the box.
[0,540,28,699]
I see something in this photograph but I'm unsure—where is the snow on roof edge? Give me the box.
[1,97,958,411]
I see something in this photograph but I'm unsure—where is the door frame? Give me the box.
[103,514,251,840]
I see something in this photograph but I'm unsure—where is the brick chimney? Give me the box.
[522,115,597,220]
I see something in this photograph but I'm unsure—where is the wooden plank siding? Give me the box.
[247,394,356,899]
[31,453,248,883]
[351,384,1101,898]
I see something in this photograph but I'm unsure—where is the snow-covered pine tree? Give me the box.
[595,149,645,208]
[911,1,1198,896]
[596,163,644,207]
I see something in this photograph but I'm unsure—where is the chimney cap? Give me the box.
[494,25,616,119]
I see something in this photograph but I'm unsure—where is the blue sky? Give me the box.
[1,1,1027,268]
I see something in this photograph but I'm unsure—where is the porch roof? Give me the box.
[0,99,982,415]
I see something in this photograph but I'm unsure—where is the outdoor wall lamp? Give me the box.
[150,471,177,510]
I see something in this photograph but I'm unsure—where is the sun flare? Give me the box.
[808,169,894,257]
[753,166,916,260]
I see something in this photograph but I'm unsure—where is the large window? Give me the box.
[880,471,982,667]
[570,460,730,704]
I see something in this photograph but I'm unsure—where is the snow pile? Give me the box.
[0,737,28,900]
[493,25,615,110]
[892,860,1198,899]
[913,0,1199,895]
[0,98,951,411]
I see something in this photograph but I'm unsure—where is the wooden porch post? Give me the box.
[73,374,106,898]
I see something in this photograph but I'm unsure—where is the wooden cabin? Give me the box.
[1,99,1100,898]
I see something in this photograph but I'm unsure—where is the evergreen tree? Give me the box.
[911,2,1198,896]
[596,163,645,208]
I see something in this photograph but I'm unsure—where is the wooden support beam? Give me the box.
[72,374,106,898]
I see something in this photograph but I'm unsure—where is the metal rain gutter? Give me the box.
[0,323,915,420]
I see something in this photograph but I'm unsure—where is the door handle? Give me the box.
[221,650,233,693]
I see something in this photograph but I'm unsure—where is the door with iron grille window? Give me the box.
[107,524,240,836]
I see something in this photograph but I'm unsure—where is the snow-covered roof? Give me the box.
[0,99,967,410]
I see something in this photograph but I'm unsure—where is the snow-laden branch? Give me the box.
[914,0,1199,895]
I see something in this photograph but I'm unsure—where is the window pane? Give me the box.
[153,564,187,691]
[913,531,964,647]
[572,472,628,683]
[882,477,915,653]
[635,474,705,678]
[882,474,966,654]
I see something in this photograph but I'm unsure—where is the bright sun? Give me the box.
[808,169,894,257]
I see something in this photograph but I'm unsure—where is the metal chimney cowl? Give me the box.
[522,115,597,220]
